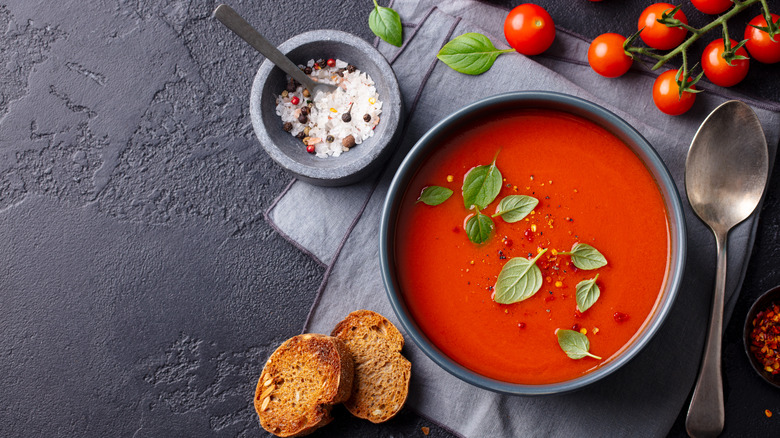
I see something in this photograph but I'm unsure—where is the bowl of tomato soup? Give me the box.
[380,91,686,395]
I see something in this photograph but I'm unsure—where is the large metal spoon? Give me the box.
[213,4,336,94]
[685,100,769,437]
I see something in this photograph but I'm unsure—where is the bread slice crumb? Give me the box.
[331,310,411,423]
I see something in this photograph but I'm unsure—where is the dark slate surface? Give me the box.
[1,1,778,437]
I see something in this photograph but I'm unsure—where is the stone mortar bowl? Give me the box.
[251,30,403,186]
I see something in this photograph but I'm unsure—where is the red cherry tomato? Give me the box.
[504,4,556,55]
[691,0,733,15]
[701,38,749,87]
[652,70,696,115]
[745,13,780,64]
[588,33,633,77]
[638,3,688,50]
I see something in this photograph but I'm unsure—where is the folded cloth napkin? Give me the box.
[265,0,780,436]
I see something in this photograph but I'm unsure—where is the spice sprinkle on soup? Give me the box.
[395,109,670,384]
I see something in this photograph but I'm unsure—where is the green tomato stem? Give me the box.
[649,0,761,71]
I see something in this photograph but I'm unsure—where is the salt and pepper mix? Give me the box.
[275,58,382,158]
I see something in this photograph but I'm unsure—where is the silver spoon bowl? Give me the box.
[685,100,769,437]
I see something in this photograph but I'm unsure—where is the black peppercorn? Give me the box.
[317,59,326,68]
[298,114,308,124]
[341,103,353,123]
[285,81,296,92]
[326,135,334,143]
[303,66,312,75]
[283,122,293,132]
[301,106,309,115]
[336,68,345,77]
[295,131,305,139]
[363,114,371,122]
[347,64,357,73]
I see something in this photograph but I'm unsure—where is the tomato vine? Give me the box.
[624,0,780,96]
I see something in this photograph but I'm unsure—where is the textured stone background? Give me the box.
[1,0,778,437]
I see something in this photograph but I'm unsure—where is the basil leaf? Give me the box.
[436,33,515,75]
[556,329,602,360]
[492,195,538,222]
[575,274,600,312]
[368,0,403,47]
[494,249,547,304]
[563,243,607,270]
[417,185,453,206]
[462,155,502,209]
[465,210,494,244]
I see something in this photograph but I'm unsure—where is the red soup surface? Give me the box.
[395,109,670,384]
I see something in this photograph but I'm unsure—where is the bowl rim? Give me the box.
[743,285,780,388]
[249,29,402,185]
[379,91,687,395]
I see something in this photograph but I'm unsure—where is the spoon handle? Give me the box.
[686,229,727,437]
[213,4,317,91]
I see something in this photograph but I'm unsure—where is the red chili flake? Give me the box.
[452,227,460,233]
[503,237,513,247]
[544,295,555,303]
[518,322,526,329]
[574,310,583,319]
[613,312,629,323]
[524,228,534,242]
[750,302,780,375]
[290,96,300,105]
[766,409,773,418]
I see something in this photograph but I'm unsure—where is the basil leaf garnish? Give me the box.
[575,274,600,312]
[562,243,607,270]
[492,195,538,222]
[436,33,515,75]
[417,185,453,206]
[368,0,403,47]
[556,329,602,360]
[462,154,502,209]
[494,248,547,304]
[465,210,494,244]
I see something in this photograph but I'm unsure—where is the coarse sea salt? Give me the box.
[275,59,382,158]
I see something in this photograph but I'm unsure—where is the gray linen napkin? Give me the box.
[265,1,780,436]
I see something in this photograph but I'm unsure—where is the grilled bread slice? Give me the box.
[331,310,411,423]
[254,333,353,437]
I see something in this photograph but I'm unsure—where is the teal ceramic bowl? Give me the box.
[379,91,686,395]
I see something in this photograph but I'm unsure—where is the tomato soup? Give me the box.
[395,109,670,384]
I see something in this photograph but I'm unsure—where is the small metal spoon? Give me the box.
[213,4,336,94]
[685,100,769,437]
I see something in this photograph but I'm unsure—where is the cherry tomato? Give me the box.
[701,38,749,87]
[652,70,696,115]
[745,13,780,64]
[691,0,733,15]
[638,3,688,50]
[588,33,633,77]
[504,4,556,55]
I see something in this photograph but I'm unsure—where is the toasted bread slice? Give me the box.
[254,333,353,437]
[331,310,411,423]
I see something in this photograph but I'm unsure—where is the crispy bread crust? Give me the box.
[254,334,354,437]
